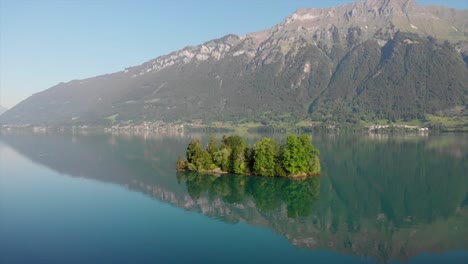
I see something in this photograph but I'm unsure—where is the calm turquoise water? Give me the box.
[0,132,467,264]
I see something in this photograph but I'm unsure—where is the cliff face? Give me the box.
[1,0,467,125]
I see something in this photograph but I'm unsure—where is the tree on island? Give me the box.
[253,137,277,177]
[177,134,320,177]
[206,135,218,156]
[221,135,248,174]
[282,135,319,176]
[184,139,214,171]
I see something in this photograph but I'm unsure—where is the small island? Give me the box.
[177,134,320,178]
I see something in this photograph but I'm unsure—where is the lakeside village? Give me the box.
[0,121,189,133]
[0,120,430,134]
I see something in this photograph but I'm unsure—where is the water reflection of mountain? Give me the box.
[1,132,466,263]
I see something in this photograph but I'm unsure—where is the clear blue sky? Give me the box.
[1,0,466,109]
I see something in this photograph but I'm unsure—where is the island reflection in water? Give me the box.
[1,131,467,263]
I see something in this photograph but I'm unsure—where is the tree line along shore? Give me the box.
[177,134,320,178]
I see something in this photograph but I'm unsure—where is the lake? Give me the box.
[0,131,467,264]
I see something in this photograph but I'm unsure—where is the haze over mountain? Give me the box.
[1,0,467,125]
[0,106,7,116]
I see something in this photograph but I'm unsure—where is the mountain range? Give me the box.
[1,0,467,125]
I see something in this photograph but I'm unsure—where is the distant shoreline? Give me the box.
[2,119,464,134]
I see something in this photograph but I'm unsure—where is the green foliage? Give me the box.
[282,135,307,175]
[222,135,248,174]
[186,139,203,164]
[244,147,255,174]
[213,148,231,171]
[185,139,214,171]
[197,150,213,171]
[206,135,218,156]
[187,163,197,171]
[232,152,247,174]
[181,134,320,177]
[282,134,320,176]
[313,33,468,123]
[299,134,319,156]
[253,137,277,176]
[275,161,288,177]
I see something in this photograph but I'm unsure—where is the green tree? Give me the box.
[197,150,214,170]
[186,139,213,171]
[222,135,247,174]
[244,147,255,174]
[253,137,277,176]
[186,139,203,164]
[282,135,305,175]
[206,135,218,156]
[299,134,320,174]
[275,161,288,177]
[299,134,318,157]
[232,150,247,174]
[182,134,320,176]
[282,134,319,175]
[213,148,231,171]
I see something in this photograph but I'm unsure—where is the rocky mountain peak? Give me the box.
[286,0,418,27]
[365,0,414,9]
